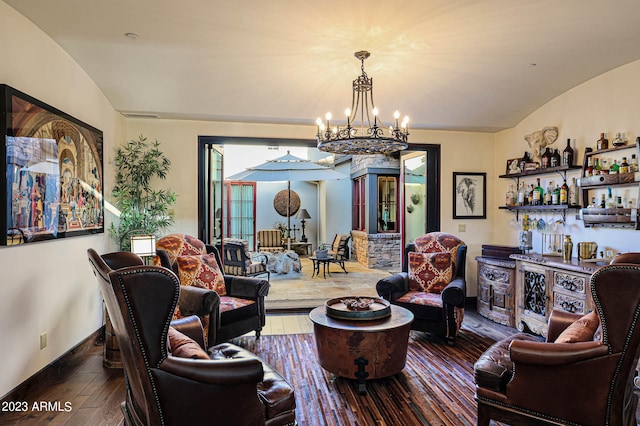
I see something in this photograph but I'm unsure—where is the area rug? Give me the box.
[266,258,393,310]
[232,323,496,425]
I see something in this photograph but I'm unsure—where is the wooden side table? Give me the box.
[309,305,414,394]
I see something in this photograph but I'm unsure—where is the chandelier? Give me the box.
[316,51,409,155]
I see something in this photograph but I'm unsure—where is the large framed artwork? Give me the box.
[0,84,104,245]
[453,172,486,219]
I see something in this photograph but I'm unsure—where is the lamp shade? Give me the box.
[130,234,156,257]
[295,208,311,220]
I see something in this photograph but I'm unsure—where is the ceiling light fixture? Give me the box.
[316,51,409,155]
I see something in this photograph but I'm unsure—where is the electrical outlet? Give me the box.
[40,333,47,350]
[458,224,466,232]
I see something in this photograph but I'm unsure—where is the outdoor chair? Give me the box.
[222,237,270,281]
[87,249,296,426]
[376,232,467,345]
[326,233,350,273]
[257,229,283,253]
[155,234,269,345]
[474,262,640,426]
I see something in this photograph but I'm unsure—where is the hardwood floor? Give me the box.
[0,310,635,425]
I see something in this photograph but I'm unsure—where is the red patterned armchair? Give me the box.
[376,232,467,344]
[155,234,269,345]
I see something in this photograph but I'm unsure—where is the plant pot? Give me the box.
[315,249,328,259]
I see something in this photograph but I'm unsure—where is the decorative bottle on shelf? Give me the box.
[631,154,639,173]
[541,148,552,168]
[619,157,630,174]
[517,183,526,206]
[518,152,531,172]
[550,149,561,168]
[569,178,580,206]
[552,184,560,205]
[506,185,516,206]
[545,181,554,205]
[597,132,609,150]
[527,184,534,205]
[605,187,615,208]
[612,132,626,147]
[593,158,602,175]
[585,157,593,177]
[609,159,619,174]
[562,138,574,166]
[600,194,606,208]
[560,180,569,205]
[532,178,542,205]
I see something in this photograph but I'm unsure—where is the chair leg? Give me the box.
[476,401,491,426]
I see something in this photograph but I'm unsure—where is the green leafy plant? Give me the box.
[109,135,177,250]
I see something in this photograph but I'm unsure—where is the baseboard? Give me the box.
[1,327,104,402]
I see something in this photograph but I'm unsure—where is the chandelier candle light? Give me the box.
[316,51,409,155]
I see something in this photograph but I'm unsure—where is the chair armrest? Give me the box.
[224,275,270,298]
[160,356,264,385]
[376,273,409,299]
[179,286,220,317]
[510,340,608,366]
[441,277,465,306]
[170,315,207,348]
[546,309,584,342]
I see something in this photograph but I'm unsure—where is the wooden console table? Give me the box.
[510,254,603,338]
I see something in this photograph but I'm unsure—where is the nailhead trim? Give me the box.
[115,266,181,426]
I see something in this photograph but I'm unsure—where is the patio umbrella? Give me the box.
[226,151,347,248]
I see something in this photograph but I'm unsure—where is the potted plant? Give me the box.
[315,243,329,259]
[109,135,177,251]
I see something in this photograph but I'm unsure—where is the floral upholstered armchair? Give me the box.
[155,234,269,345]
[376,232,467,345]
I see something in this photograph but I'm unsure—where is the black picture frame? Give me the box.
[453,172,486,219]
[0,84,104,245]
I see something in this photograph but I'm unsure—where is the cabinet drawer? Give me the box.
[553,290,587,315]
[553,271,587,295]
[479,264,512,284]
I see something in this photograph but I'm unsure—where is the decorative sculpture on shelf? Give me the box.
[524,126,558,163]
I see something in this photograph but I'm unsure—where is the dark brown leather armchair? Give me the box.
[474,263,640,426]
[376,232,467,344]
[155,234,269,345]
[87,249,296,426]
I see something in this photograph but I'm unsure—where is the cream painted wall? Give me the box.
[493,59,640,256]
[0,2,124,398]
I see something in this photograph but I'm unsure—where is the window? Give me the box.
[378,176,398,232]
[352,176,366,231]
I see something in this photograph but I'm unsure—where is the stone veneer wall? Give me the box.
[351,230,401,271]
[350,154,400,173]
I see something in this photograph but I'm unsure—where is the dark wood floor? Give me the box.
[0,310,634,425]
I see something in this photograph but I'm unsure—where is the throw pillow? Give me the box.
[167,327,210,359]
[156,234,207,264]
[408,251,455,293]
[176,253,226,296]
[554,311,600,343]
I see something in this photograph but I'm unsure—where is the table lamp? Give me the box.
[295,208,311,242]
[130,234,156,264]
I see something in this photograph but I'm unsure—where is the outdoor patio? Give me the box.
[265,256,393,311]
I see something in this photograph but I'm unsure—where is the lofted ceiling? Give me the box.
[5,0,640,133]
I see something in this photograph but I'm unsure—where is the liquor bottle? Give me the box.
[552,184,560,205]
[593,158,602,175]
[585,157,593,177]
[545,181,554,205]
[528,184,534,205]
[619,157,630,174]
[616,196,623,208]
[506,185,515,206]
[596,132,608,150]
[562,138,574,167]
[569,178,580,206]
[517,183,525,206]
[550,149,561,168]
[541,148,552,168]
[600,194,606,208]
[560,180,569,205]
[609,159,619,174]
[631,154,639,173]
[532,178,543,205]
[605,188,615,208]
[612,132,626,147]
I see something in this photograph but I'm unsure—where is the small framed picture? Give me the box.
[506,158,521,175]
[453,172,486,219]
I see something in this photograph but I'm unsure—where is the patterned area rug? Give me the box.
[266,257,393,310]
[233,320,502,426]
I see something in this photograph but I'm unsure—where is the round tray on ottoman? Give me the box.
[325,297,391,321]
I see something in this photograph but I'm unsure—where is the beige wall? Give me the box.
[0,2,124,398]
[494,59,640,256]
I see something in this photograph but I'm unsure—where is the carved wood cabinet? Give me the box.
[476,257,516,327]
[511,254,600,338]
